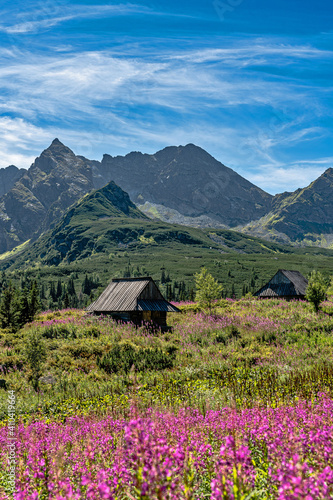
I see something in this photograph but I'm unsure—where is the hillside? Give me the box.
[2,179,289,270]
[239,168,333,246]
[3,177,333,305]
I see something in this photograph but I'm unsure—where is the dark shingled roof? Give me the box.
[254,270,308,298]
[87,277,180,313]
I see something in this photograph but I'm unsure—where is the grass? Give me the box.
[0,240,30,261]
[1,298,333,421]
[1,299,333,499]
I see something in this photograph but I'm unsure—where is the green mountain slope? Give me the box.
[1,179,295,271]
[239,168,333,246]
[2,179,333,302]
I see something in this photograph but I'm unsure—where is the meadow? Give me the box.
[0,298,333,499]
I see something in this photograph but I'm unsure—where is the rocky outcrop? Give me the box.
[0,165,25,197]
[0,139,96,253]
[240,168,333,244]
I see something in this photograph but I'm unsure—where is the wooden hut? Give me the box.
[87,277,180,330]
[254,270,308,300]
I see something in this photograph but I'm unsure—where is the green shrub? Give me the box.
[226,325,241,339]
[41,324,77,339]
[83,326,101,338]
[97,343,174,374]
[215,333,226,344]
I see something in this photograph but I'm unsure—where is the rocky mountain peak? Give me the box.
[0,164,25,198]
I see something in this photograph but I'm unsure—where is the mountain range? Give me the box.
[0,139,332,262]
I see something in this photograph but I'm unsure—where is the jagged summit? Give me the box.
[0,164,25,198]
[0,139,332,255]
[51,137,63,146]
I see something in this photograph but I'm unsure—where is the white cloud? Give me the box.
[0,117,51,168]
[0,34,331,195]
[0,4,154,34]
[170,43,333,65]
[242,164,330,194]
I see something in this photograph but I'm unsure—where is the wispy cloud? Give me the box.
[0,117,51,168]
[0,3,197,35]
[245,163,329,194]
[0,29,331,194]
[171,43,333,65]
[0,4,154,35]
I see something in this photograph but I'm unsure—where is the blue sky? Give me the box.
[0,0,332,193]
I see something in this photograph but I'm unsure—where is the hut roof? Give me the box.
[87,277,180,313]
[255,269,308,298]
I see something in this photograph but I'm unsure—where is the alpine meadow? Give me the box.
[1,0,333,499]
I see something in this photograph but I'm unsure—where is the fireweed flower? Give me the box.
[0,395,330,499]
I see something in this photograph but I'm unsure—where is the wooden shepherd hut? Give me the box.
[254,270,308,300]
[87,277,180,330]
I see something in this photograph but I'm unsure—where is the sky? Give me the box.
[0,0,332,194]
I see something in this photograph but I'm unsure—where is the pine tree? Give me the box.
[67,277,76,296]
[0,282,19,330]
[56,280,63,299]
[63,292,70,309]
[25,332,46,392]
[49,282,56,301]
[29,281,41,321]
[18,287,30,326]
[82,275,91,295]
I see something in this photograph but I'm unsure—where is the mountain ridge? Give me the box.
[0,139,332,256]
[0,139,274,254]
[239,167,333,246]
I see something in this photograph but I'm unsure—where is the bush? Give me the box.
[41,324,77,339]
[97,343,174,374]
[305,271,327,312]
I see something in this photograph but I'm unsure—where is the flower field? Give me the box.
[0,298,333,498]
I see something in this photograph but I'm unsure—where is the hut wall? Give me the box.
[139,281,163,300]
[152,311,167,326]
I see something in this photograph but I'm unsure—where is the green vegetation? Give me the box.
[0,279,40,330]
[2,174,333,305]
[0,239,30,261]
[24,331,47,391]
[306,270,328,312]
[194,266,223,312]
[1,297,333,422]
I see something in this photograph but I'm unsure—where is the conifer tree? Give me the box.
[18,287,30,326]
[82,274,91,295]
[49,282,56,301]
[0,282,19,330]
[29,281,41,320]
[25,332,46,392]
[56,280,63,299]
[67,277,76,296]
